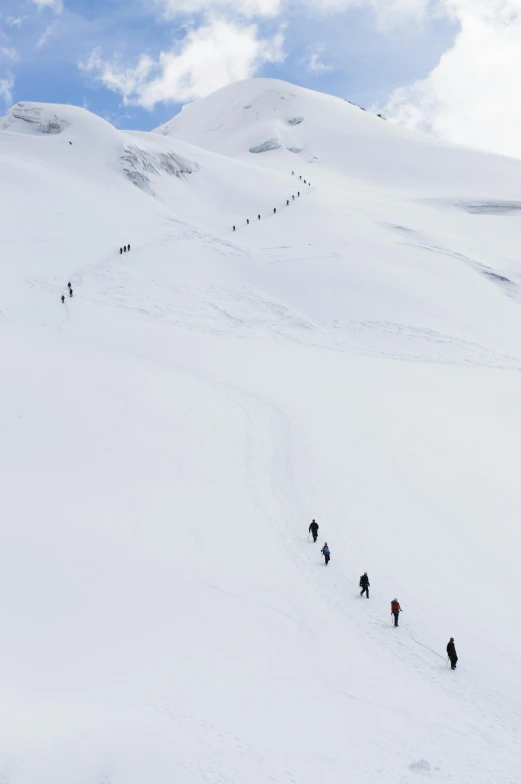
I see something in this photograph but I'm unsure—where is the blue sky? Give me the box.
[1,0,521,160]
[0,0,457,131]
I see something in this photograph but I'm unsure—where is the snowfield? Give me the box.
[1,78,521,784]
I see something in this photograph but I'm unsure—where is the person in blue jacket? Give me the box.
[321,542,330,565]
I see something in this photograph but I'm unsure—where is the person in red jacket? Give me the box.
[391,599,401,627]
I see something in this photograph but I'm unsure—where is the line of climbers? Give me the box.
[232,171,312,232]
[60,243,132,303]
[60,281,74,303]
[308,518,459,670]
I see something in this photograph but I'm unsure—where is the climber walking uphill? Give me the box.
[359,572,370,598]
[391,598,401,626]
[309,519,319,542]
[321,542,330,565]
[447,638,458,670]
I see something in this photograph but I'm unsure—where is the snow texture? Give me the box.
[1,77,521,784]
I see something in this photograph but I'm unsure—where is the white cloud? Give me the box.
[160,0,281,18]
[301,0,432,28]
[6,16,28,27]
[385,0,521,158]
[307,44,333,74]
[0,73,14,107]
[31,0,63,14]
[0,45,19,62]
[81,18,285,108]
[37,22,58,48]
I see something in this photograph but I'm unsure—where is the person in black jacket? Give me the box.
[309,519,319,542]
[447,638,458,670]
[359,572,370,598]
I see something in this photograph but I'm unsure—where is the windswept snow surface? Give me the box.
[1,80,521,784]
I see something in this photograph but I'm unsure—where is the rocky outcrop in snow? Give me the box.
[0,102,71,134]
[121,145,198,194]
[248,139,281,153]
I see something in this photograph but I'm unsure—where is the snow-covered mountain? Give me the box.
[1,78,521,784]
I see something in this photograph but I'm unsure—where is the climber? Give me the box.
[273,208,276,214]
[61,294,65,304]
[309,519,319,542]
[391,599,401,627]
[359,572,370,598]
[321,542,330,566]
[258,215,261,220]
[447,638,458,670]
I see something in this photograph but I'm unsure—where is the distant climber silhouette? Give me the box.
[273,208,276,214]
[309,519,319,542]
[447,638,458,670]
[391,599,401,627]
[359,573,370,598]
[321,542,330,565]
[61,294,65,304]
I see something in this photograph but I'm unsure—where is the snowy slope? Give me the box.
[1,80,521,784]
